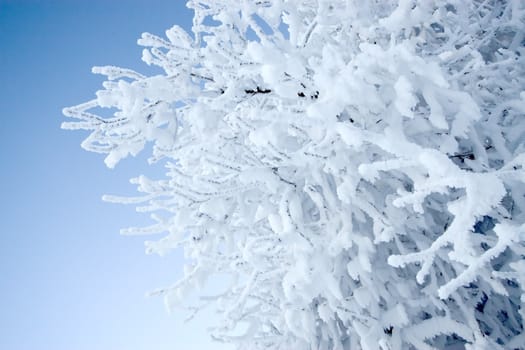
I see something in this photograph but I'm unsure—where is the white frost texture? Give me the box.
[63,1,525,349]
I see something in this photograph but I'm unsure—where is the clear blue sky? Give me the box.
[0,1,230,349]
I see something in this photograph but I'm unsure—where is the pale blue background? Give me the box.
[0,1,230,349]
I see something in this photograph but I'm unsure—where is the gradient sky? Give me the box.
[0,1,231,349]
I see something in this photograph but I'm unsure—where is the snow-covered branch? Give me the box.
[65,1,525,349]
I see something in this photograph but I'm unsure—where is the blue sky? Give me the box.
[0,1,230,349]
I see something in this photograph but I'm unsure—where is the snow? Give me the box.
[64,1,525,349]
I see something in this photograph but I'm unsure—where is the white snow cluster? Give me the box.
[64,1,525,349]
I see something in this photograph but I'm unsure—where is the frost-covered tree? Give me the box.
[63,1,525,349]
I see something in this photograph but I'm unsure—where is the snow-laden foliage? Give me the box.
[64,1,525,349]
